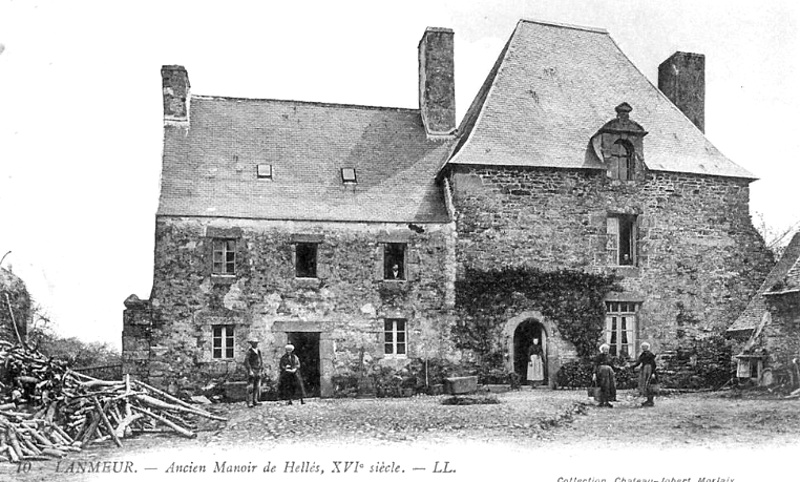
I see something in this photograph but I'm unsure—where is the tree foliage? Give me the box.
[453,267,619,367]
[27,305,120,367]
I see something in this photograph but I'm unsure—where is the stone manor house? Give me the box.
[123,19,773,397]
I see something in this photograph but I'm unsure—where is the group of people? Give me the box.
[526,339,658,408]
[243,338,306,407]
[592,342,657,408]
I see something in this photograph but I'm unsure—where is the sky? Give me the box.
[1,0,798,349]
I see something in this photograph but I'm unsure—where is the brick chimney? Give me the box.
[658,52,704,132]
[161,65,190,125]
[418,28,456,138]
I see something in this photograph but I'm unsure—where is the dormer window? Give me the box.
[341,168,357,184]
[592,103,647,182]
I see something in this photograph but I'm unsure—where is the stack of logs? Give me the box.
[0,341,226,463]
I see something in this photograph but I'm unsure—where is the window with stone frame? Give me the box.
[384,319,407,356]
[606,215,637,266]
[212,238,236,275]
[605,302,638,358]
[212,324,235,359]
[383,243,406,280]
[295,242,318,278]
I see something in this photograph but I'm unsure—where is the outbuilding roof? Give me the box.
[448,19,755,179]
[157,97,452,223]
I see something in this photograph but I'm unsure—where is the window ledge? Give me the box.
[294,277,322,289]
[211,274,237,285]
[380,280,408,292]
[609,266,640,277]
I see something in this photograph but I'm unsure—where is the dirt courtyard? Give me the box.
[6,389,800,482]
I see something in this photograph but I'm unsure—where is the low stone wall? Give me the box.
[657,337,732,389]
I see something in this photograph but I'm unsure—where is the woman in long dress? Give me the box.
[630,342,657,407]
[526,339,545,388]
[592,343,616,407]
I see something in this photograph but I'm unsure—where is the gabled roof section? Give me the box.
[447,19,755,179]
[728,232,800,333]
[158,96,452,223]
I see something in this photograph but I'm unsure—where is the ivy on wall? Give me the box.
[453,267,619,367]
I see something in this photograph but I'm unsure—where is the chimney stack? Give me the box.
[161,65,190,125]
[658,52,704,132]
[418,28,456,138]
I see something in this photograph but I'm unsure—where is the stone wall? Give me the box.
[448,165,773,367]
[123,217,458,396]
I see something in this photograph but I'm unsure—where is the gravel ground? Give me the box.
[6,389,800,482]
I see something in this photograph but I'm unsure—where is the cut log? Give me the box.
[5,445,19,463]
[18,435,41,455]
[134,393,227,421]
[41,448,66,458]
[24,427,53,447]
[51,423,74,444]
[6,427,23,460]
[80,413,101,444]
[132,380,226,421]
[113,413,143,439]
[130,406,196,438]
[91,398,122,448]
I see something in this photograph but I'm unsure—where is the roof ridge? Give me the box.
[192,95,419,113]
[517,18,608,34]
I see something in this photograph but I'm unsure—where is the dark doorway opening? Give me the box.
[288,332,321,397]
[513,320,547,383]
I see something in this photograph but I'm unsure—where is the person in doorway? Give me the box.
[390,264,401,280]
[244,337,263,407]
[526,338,545,388]
[630,342,657,407]
[592,343,617,408]
[279,344,306,405]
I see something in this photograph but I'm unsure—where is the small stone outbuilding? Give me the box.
[728,233,800,387]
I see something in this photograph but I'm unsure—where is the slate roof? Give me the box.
[157,96,452,223]
[448,19,755,179]
[728,232,800,334]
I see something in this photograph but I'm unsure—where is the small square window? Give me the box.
[257,164,273,179]
[295,242,318,278]
[341,168,357,184]
[383,243,405,280]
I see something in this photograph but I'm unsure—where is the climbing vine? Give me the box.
[453,267,619,368]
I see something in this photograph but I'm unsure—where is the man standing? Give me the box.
[279,344,306,405]
[244,337,263,407]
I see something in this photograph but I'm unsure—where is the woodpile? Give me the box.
[0,340,226,463]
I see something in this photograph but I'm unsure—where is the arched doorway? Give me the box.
[512,319,547,384]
